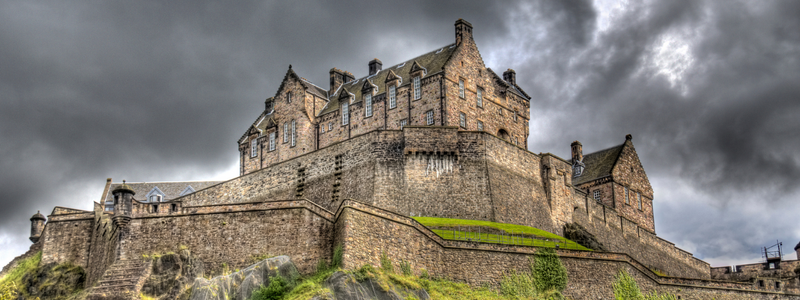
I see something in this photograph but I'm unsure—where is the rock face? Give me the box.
[563,222,606,251]
[188,255,298,300]
[141,250,205,300]
[21,262,86,300]
[313,272,430,300]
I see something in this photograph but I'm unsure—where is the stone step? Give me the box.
[95,279,138,287]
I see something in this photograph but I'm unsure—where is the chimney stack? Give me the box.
[571,141,583,162]
[329,68,355,95]
[503,69,516,85]
[455,19,473,46]
[369,58,382,76]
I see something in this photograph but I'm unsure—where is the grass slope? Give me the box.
[413,217,590,251]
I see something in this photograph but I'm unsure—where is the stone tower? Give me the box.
[112,180,135,228]
[29,211,45,243]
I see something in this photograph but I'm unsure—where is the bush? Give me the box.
[500,269,536,298]
[419,269,429,280]
[613,269,642,300]
[532,248,568,293]
[331,245,343,269]
[251,275,289,300]
[0,282,18,300]
[399,259,412,276]
[380,252,394,274]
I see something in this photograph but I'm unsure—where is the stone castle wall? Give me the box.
[571,190,710,278]
[40,207,94,268]
[334,199,798,299]
[85,202,121,287]
[711,260,800,294]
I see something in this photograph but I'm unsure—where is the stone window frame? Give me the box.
[400,119,407,129]
[283,123,289,144]
[637,192,643,210]
[342,101,350,125]
[287,92,292,103]
[624,186,630,205]
[593,190,601,201]
[477,120,483,131]
[149,194,163,203]
[251,138,258,157]
[413,76,421,100]
[268,132,276,151]
[459,112,466,128]
[321,125,325,134]
[388,85,397,109]
[459,78,465,99]
[514,109,518,122]
[290,119,296,147]
[477,86,483,107]
[364,93,373,118]
[426,110,434,126]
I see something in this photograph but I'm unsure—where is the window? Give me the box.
[413,76,421,100]
[269,132,276,151]
[291,119,296,147]
[251,139,258,157]
[365,94,373,117]
[328,122,333,131]
[459,79,465,98]
[624,187,629,204]
[769,262,775,269]
[287,92,292,103]
[776,282,780,289]
[321,126,325,134]
[171,203,177,212]
[477,120,483,131]
[638,193,642,210]
[152,205,159,213]
[477,87,483,107]
[426,110,434,125]
[400,119,407,129]
[389,85,396,109]
[283,123,288,143]
[758,280,764,288]
[514,110,518,122]
[342,102,349,125]
[593,190,600,200]
[459,112,466,128]
[150,194,162,203]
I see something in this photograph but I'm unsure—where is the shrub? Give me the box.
[316,259,329,273]
[532,248,568,293]
[500,269,536,298]
[0,282,18,300]
[251,275,289,300]
[613,269,643,300]
[354,264,376,281]
[380,252,394,274]
[420,269,429,279]
[399,259,412,276]
[331,245,343,269]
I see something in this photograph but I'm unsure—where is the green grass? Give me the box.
[413,217,590,251]
[0,251,42,287]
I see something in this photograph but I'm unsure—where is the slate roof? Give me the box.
[319,43,459,115]
[300,78,329,98]
[486,68,528,100]
[103,181,222,204]
[573,144,625,186]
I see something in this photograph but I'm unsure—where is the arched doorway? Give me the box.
[498,129,510,141]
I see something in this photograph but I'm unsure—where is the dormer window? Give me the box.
[389,85,397,109]
[342,102,349,125]
[149,194,162,203]
[250,139,258,157]
[477,87,483,107]
[269,132,276,151]
[459,79,465,98]
[413,76,421,100]
[365,94,373,117]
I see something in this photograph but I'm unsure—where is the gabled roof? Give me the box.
[319,43,458,115]
[486,68,529,100]
[103,181,222,204]
[277,66,329,99]
[573,144,625,186]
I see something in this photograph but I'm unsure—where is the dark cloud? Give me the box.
[1,0,799,267]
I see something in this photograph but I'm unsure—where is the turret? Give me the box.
[29,211,46,243]
[571,140,583,162]
[112,180,135,228]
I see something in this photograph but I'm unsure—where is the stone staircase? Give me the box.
[88,259,153,300]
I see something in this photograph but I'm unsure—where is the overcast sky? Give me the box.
[2,0,799,268]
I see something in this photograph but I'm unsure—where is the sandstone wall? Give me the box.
[40,207,94,268]
[119,200,334,274]
[85,202,121,287]
[572,191,710,278]
[335,200,799,299]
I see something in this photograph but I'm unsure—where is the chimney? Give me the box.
[329,68,355,95]
[503,69,516,85]
[369,58,382,76]
[794,242,800,260]
[571,141,583,162]
[455,19,473,46]
[626,134,633,141]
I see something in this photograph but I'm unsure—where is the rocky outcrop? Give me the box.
[312,272,430,300]
[188,255,298,300]
[141,250,205,300]
[563,222,606,251]
[19,262,86,300]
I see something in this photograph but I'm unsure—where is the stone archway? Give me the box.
[498,129,510,141]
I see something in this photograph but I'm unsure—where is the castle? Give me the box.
[4,19,800,299]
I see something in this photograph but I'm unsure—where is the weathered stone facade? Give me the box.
[6,18,799,300]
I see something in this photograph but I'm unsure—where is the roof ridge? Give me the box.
[346,43,455,83]
[583,143,624,157]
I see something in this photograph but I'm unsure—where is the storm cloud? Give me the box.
[1,0,799,268]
